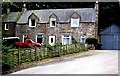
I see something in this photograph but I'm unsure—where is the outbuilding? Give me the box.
[99,24,120,50]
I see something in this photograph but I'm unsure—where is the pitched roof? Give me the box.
[100,24,120,34]
[17,8,96,24]
[2,12,22,22]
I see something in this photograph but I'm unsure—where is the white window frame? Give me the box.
[50,18,56,27]
[71,18,79,27]
[80,36,86,43]
[62,35,71,45]
[23,35,27,42]
[36,34,43,43]
[4,24,9,30]
[29,19,36,27]
[49,36,55,46]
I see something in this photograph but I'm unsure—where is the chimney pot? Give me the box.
[96,1,98,3]
[22,3,27,12]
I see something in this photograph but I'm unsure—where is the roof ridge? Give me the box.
[27,8,94,12]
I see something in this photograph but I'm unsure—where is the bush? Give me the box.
[85,38,98,45]
[2,54,14,70]
[72,37,77,44]
[54,43,62,47]
[43,43,63,51]
[2,45,16,71]
[43,43,53,50]
[2,45,13,52]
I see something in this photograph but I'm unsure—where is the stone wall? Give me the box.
[16,24,27,41]
[2,22,16,37]
[17,22,97,43]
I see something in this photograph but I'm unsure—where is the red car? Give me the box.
[15,39,42,48]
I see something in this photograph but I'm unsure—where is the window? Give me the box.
[80,36,86,43]
[4,24,9,30]
[23,35,27,42]
[71,18,79,27]
[36,35,43,43]
[50,18,56,27]
[31,20,35,26]
[29,19,36,27]
[62,35,71,45]
[52,21,55,26]
[51,38,53,43]
[49,36,55,46]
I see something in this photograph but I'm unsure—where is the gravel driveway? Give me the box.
[11,50,118,74]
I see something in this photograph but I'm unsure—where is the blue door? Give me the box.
[100,34,120,50]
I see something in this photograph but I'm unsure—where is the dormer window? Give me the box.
[71,18,79,27]
[4,24,9,30]
[29,19,36,27]
[28,13,38,27]
[50,18,56,27]
[70,12,81,27]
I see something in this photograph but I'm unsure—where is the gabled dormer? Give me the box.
[28,13,39,27]
[70,12,81,27]
[49,13,58,27]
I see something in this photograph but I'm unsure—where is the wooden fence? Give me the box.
[2,43,87,66]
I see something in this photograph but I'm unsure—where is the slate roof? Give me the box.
[2,12,22,22]
[17,8,96,24]
[100,24,120,34]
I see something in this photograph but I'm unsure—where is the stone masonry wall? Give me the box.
[17,22,97,43]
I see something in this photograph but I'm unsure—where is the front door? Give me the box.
[49,36,55,46]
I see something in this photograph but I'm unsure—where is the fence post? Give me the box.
[70,44,72,53]
[18,47,21,65]
[75,43,77,52]
[35,47,38,61]
[30,49,32,61]
[78,43,80,52]
[66,45,67,55]
[46,47,48,58]
[58,46,60,56]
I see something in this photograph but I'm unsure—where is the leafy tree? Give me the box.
[2,2,120,31]
[99,2,120,31]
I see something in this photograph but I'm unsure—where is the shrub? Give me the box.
[2,45,13,52]
[54,43,62,47]
[2,45,16,71]
[85,38,98,45]
[43,43,63,51]
[2,54,14,70]
[72,37,77,44]
[43,43,53,50]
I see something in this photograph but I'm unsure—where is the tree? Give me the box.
[2,2,120,31]
[2,2,94,14]
[99,2,120,32]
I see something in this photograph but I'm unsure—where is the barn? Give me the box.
[99,24,120,50]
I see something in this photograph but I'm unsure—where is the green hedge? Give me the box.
[85,38,98,45]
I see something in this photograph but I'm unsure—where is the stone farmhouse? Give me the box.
[2,2,99,45]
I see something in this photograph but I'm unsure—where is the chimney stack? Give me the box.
[95,1,99,24]
[95,1,99,40]
[95,1,99,14]
[22,3,27,12]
